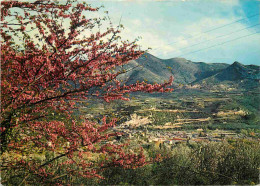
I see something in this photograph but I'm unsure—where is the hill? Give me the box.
[118,53,260,91]
[195,61,260,90]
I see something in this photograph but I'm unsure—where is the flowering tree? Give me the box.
[1,0,173,184]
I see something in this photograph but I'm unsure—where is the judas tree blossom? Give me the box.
[1,0,173,184]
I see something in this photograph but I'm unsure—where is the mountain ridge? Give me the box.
[120,53,260,91]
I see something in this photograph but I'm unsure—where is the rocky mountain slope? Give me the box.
[118,53,260,91]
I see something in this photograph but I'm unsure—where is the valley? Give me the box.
[79,88,260,148]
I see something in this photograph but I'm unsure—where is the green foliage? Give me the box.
[150,111,176,126]
[83,89,259,131]
[99,139,260,185]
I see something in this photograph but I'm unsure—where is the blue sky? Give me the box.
[88,0,260,65]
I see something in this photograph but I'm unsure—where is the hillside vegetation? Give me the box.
[119,53,260,91]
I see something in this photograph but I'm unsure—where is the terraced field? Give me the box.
[80,89,260,135]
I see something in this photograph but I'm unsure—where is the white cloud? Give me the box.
[88,0,260,64]
[130,19,142,26]
[155,14,259,59]
[116,13,258,60]
[218,0,240,6]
